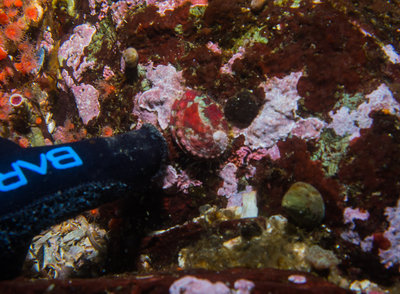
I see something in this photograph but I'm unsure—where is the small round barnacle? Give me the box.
[122,47,139,69]
[281,182,325,228]
[250,0,267,12]
[224,90,260,128]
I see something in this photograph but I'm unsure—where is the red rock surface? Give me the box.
[0,268,351,294]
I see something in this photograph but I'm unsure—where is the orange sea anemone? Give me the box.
[0,93,11,120]
[0,66,13,84]
[18,137,30,148]
[3,0,14,8]
[0,9,10,25]
[7,8,19,18]
[14,0,23,7]
[97,80,116,99]
[0,46,7,60]
[4,22,24,42]
[24,4,40,22]
[102,125,113,137]
[0,70,8,84]
[14,41,37,74]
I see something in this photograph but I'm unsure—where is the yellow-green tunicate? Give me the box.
[53,0,76,18]
[281,182,325,227]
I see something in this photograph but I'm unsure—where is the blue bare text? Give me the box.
[0,146,83,192]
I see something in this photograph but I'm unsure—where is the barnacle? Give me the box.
[282,182,325,227]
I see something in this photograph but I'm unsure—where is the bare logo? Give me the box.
[0,147,83,192]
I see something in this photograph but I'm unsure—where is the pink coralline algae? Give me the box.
[220,47,245,75]
[169,276,230,294]
[378,199,400,269]
[328,84,400,139]
[242,72,324,149]
[58,24,100,125]
[247,145,281,161]
[58,24,96,81]
[234,146,281,167]
[106,0,208,28]
[133,63,184,130]
[169,276,254,294]
[288,274,307,284]
[217,165,258,217]
[382,44,400,64]
[206,41,222,55]
[110,0,146,28]
[89,0,118,20]
[162,165,202,194]
[170,90,230,158]
[340,207,370,246]
[234,279,255,294]
[291,118,326,140]
[70,84,100,125]
[147,0,208,16]
[217,163,238,198]
[102,66,115,80]
[343,207,370,229]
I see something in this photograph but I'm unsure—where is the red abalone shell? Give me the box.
[170,90,230,158]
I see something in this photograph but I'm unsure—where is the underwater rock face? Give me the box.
[1,0,399,290]
[0,268,351,293]
[281,182,325,227]
[170,90,230,158]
